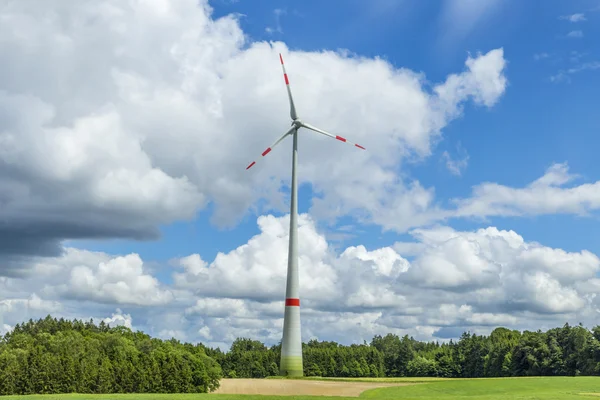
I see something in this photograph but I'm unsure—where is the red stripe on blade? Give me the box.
[262,148,272,157]
[284,74,289,85]
[285,298,300,307]
[355,144,365,149]
[246,161,256,170]
[279,54,284,64]
[335,135,347,142]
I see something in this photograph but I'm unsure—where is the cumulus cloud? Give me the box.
[399,225,599,317]
[351,162,600,233]
[0,0,509,276]
[101,308,133,329]
[1,248,173,307]
[265,8,286,34]
[442,143,469,176]
[0,293,62,332]
[173,214,341,305]
[173,214,413,314]
[560,13,586,22]
[452,163,600,219]
[434,48,507,110]
[64,253,174,306]
[0,324,12,336]
[403,234,502,291]
[552,61,600,83]
[1,214,600,347]
[0,293,62,314]
[567,30,584,38]
[170,214,600,345]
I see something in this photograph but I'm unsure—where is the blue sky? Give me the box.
[3,0,600,346]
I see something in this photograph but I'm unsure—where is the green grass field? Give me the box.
[359,376,600,399]
[2,377,599,400]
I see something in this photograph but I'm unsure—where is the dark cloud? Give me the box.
[0,192,162,275]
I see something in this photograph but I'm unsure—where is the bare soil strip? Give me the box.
[212,378,413,397]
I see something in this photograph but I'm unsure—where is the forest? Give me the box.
[1,316,599,395]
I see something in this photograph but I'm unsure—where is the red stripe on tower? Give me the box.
[285,298,300,307]
[262,148,272,156]
[336,135,347,142]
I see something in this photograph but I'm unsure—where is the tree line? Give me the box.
[207,324,600,379]
[1,316,599,395]
[0,316,221,395]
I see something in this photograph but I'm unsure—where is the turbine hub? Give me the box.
[292,119,302,128]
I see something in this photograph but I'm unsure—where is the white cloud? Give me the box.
[3,248,174,307]
[434,48,507,110]
[185,297,274,318]
[0,0,509,272]
[1,214,600,347]
[551,61,600,83]
[172,215,410,315]
[0,293,61,314]
[452,163,600,220]
[307,49,506,231]
[0,293,62,333]
[442,143,469,176]
[567,61,600,74]
[560,13,586,22]
[198,326,213,340]
[567,30,584,38]
[347,162,600,233]
[265,8,285,34]
[173,214,342,305]
[102,308,133,329]
[169,214,600,344]
[0,324,12,336]
[404,234,502,290]
[64,253,174,306]
[550,72,569,83]
[401,225,599,315]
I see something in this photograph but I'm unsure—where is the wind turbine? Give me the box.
[246,53,365,377]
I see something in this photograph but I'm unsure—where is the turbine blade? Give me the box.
[279,53,298,121]
[246,127,296,170]
[300,122,366,150]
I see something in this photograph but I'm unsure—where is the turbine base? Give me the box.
[279,355,303,377]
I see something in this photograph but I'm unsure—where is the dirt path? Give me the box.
[212,378,413,397]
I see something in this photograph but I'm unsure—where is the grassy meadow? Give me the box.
[1,376,599,400]
[359,376,600,399]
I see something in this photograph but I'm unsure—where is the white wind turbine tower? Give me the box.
[245,53,366,377]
